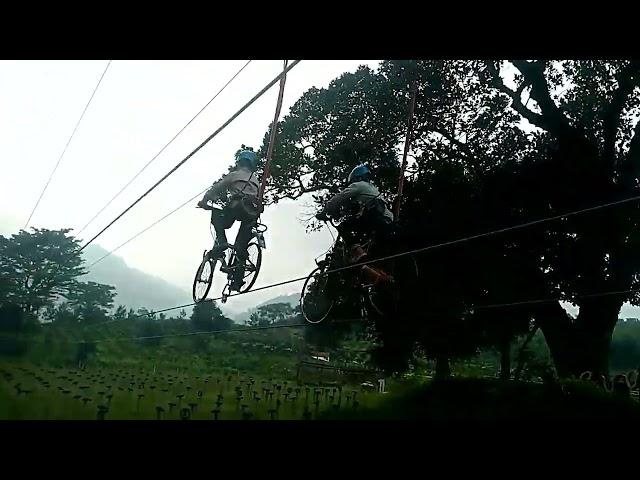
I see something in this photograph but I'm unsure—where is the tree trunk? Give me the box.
[570,297,621,377]
[533,301,575,377]
[513,326,538,381]
[499,338,511,381]
[434,355,451,380]
[536,298,621,378]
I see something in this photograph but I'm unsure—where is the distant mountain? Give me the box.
[79,245,303,323]
[229,293,299,324]
[256,293,299,309]
[81,244,193,315]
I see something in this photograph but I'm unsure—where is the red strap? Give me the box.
[394,80,418,221]
[258,60,290,202]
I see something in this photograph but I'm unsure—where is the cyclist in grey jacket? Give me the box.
[197,150,262,290]
[316,164,394,257]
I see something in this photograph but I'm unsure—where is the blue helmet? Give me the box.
[348,164,371,184]
[235,150,258,170]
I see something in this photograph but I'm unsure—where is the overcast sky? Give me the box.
[0,60,381,314]
[2,60,638,319]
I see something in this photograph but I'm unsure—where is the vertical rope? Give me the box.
[393,80,418,221]
[258,60,290,201]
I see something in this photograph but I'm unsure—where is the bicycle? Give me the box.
[192,202,267,304]
[300,216,418,325]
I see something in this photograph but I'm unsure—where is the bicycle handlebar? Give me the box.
[317,215,339,229]
[196,200,213,211]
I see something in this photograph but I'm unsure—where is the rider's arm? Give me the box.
[202,174,232,203]
[324,184,359,216]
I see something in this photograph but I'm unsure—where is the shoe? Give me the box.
[210,242,230,258]
[349,244,368,264]
[220,264,235,273]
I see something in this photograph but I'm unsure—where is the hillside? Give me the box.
[81,244,194,315]
[79,245,299,322]
[230,293,299,324]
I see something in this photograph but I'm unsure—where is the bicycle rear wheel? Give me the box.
[366,255,419,316]
[225,243,262,294]
[237,242,262,293]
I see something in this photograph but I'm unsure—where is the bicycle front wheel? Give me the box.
[192,253,216,303]
[300,266,335,324]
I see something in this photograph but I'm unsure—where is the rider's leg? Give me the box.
[360,215,396,284]
[370,216,395,256]
[336,217,358,246]
[230,217,256,289]
[338,217,368,263]
[210,206,235,254]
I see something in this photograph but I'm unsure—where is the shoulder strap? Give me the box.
[238,170,256,196]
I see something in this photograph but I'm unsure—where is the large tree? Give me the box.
[479,60,640,376]
[190,301,232,332]
[247,302,294,327]
[260,59,640,378]
[0,228,86,313]
[66,281,116,323]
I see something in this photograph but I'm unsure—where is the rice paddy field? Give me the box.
[0,362,384,420]
[0,322,387,420]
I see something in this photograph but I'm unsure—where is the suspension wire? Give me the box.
[76,60,252,237]
[79,60,301,253]
[81,318,363,344]
[24,60,112,229]
[87,186,209,268]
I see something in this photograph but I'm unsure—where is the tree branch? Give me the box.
[619,117,640,189]
[628,118,640,163]
[509,60,579,139]
[265,180,333,204]
[301,143,316,152]
[296,176,307,196]
[485,61,546,129]
[431,128,476,160]
[428,128,486,180]
[602,61,640,162]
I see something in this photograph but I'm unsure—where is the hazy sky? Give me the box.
[2,60,638,318]
[0,60,381,314]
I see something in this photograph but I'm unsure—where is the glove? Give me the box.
[197,199,209,209]
[315,211,329,221]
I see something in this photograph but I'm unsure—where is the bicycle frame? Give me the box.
[316,219,378,301]
[194,202,267,303]
[319,217,374,268]
[201,201,267,253]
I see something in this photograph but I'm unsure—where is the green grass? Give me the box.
[319,377,640,420]
[0,320,390,420]
[0,362,381,420]
[15,321,638,420]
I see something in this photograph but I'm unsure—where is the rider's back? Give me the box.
[223,167,260,198]
[207,166,260,201]
[326,181,394,221]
